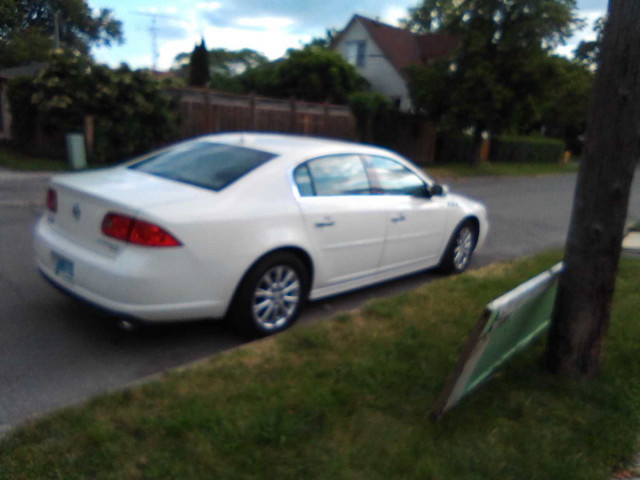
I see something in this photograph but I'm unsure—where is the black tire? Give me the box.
[230,252,309,337]
[439,221,478,274]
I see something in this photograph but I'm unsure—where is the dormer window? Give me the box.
[345,40,366,67]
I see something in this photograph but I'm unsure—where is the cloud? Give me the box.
[235,17,295,31]
[197,0,415,34]
[555,8,605,58]
[156,23,190,40]
[195,2,222,11]
[381,6,407,26]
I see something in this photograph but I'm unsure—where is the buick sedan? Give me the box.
[34,133,488,335]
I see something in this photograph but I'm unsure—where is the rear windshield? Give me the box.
[129,142,277,191]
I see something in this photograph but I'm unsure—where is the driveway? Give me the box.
[1,168,639,435]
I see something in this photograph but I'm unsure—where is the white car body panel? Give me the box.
[295,195,388,285]
[378,194,449,271]
[34,133,489,323]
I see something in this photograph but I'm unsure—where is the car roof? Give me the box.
[195,132,385,157]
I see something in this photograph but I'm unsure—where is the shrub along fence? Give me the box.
[435,134,565,164]
[491,136,565,163]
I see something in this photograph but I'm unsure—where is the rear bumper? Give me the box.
[34,217,228,322]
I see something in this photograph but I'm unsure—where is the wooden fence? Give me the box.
[164,87,437,165]
[166,87,357,141]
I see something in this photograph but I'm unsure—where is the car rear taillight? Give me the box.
[101,213,181,247]
[101,213,132,242]
[46,188,57,213]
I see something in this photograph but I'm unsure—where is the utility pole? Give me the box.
[545,0,640,378]
[133,11,180,72]
[150,15,158,72]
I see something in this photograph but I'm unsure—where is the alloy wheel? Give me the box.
[453,226,475,271]
[252,265,301,330]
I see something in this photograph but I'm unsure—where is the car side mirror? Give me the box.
[430,184,449,196]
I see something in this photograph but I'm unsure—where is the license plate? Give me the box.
[52,252,74,283]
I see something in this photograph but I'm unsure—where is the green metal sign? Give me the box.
[431,262,563,419]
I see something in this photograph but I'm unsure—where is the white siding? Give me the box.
[333,19,412,111]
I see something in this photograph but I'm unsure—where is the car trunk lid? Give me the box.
[47,168,214,255]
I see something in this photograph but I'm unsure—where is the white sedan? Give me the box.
[34,133,488,335]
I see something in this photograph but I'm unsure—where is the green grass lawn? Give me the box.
[0,147,68,171]
[426,161,579,180]
[2,251,639,480]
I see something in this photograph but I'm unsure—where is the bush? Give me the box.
[7,52,180,164]
[348,92,390,143]
[491,135,564,163]
[6,77,38,151]
[434,135,565,164]
[89,65,180,163]
[435,135,475,163]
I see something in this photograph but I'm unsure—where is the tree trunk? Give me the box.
[545,0,640,379]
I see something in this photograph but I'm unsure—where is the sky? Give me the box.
[90,0,608,71]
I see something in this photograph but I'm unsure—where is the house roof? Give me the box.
[335,15,458,74]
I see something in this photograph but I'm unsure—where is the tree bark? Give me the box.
[545,0,640,379]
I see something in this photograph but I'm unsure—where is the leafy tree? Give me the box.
[188,39,210,87]
[305,28,339,49]
[10,52,178,162]
[405,0,581,162]
[0,0,122,67]
[173,48,267,76]
[240,46,367,104]
[349,92,391,143]
[574,16,606,69]
[173,47,267,92]
[535,56,593,152]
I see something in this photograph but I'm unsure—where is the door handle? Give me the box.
[314,220,335,228]
[391,214,406,223]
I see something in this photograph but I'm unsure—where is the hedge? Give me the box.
[435,135,565,164]
[435,135,475,164]
[491,135,564,164]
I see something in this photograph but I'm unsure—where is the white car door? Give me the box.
[364,155,449,272]
[293,155,388,286]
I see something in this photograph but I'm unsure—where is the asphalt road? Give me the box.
[1,168,640,435]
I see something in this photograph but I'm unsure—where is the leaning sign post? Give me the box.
[431,263,564,419]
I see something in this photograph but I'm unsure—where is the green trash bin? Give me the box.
[65,133,87,170]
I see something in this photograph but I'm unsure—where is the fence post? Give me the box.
[289,96,297,133]
[249,93,257,130]
[480,138,491,162]
[323,100,330,135]
[203,90,213,133]
[83,115,94,160]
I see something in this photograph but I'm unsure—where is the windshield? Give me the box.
[129,142,277,191]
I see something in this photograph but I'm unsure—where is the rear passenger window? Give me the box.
[303,155,370,196]
[294,164,314,197]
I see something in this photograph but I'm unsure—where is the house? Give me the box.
[0,62,45,140]
[332,15,458,111]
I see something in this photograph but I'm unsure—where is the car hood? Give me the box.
[51,167,216,212]
[446,192,486,213]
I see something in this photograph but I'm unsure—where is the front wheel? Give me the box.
[440,222,478,274]
[231,253,309,337]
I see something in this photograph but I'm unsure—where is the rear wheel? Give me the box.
[231,252,309,336]
[440,221,478,274]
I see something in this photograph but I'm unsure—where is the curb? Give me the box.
[622,232,640,257]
